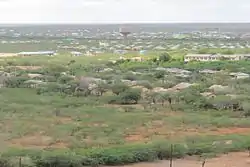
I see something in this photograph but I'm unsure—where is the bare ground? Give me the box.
[113,152,250,167]
[8,134,69,149]
[11,66,42,70]
[0,53,17,57]
[125,126,250,143]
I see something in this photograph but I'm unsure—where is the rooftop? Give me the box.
[17,51,55,55]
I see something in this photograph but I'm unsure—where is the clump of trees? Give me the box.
[108,86,142,105]
[151,52,171,65]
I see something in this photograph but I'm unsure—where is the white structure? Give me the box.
[17,51,55,56]
[229,72,249,79]
[184,54,249,62]
[71,51,82,56]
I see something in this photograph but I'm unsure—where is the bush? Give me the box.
[119,89,142,104]
[44,76,57,82]
[58,76,74,84]
[111,83,129,95]
[5,76,29,88]
[137,81,153,90]
[154,71,165,80]
[33,156,82,167]
[109,88,141,105]
[0,134,248,167]
[123,74,137,81]
[159,52,171,62]
[36,83,72,95]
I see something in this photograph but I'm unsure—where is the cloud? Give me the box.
[81,0,105,6]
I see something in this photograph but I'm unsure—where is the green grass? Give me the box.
[1,88,250,151]
[0,53,119,67]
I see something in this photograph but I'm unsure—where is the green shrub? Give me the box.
[111,83,129,95]
[5,76,29,88]
[159,52,171,62]
[123,74,137,81]
[154,71,165,80]
[137,81,153,90]
[119,89,141,104]
[0,135,248,166]
[108,88,141,105]
[34,156,82,167]
[58,76,74,84]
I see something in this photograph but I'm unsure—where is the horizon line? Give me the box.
[1,21,250,25]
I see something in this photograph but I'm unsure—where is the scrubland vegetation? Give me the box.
[1,51,250,166]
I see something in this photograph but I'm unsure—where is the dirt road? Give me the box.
[115,152,250,167]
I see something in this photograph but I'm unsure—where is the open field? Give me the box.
[1,88,250,150]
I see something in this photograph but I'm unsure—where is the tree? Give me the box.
[120,88,142,104]
[159,52,171,62]
[95,83,109,96]
[108,88,142,105]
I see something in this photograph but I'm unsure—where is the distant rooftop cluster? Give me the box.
[185,54,250,62]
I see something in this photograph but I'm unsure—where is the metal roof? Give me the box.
[18,51,55,55]
[71,51,82,55]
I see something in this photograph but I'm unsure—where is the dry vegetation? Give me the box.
[1,52,250,166]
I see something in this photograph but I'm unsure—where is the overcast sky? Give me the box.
[0,0,250,23]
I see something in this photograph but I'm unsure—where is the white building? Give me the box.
[184,54,249,62]
[17,51,55,56]
[71,51,82,56]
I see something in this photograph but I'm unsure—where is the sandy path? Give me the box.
[113,152,250,167]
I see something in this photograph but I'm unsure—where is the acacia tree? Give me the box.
[161,93,173,107]
[120,88,142,104]
[95,82,109,96]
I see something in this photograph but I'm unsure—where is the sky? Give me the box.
[0,0,250,24]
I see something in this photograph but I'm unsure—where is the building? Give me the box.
[71,51,82,56]
[17,51,55,56]
[229,72,249,79]
[184,54,249,62]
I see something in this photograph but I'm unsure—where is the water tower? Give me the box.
[119,27,131,39]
